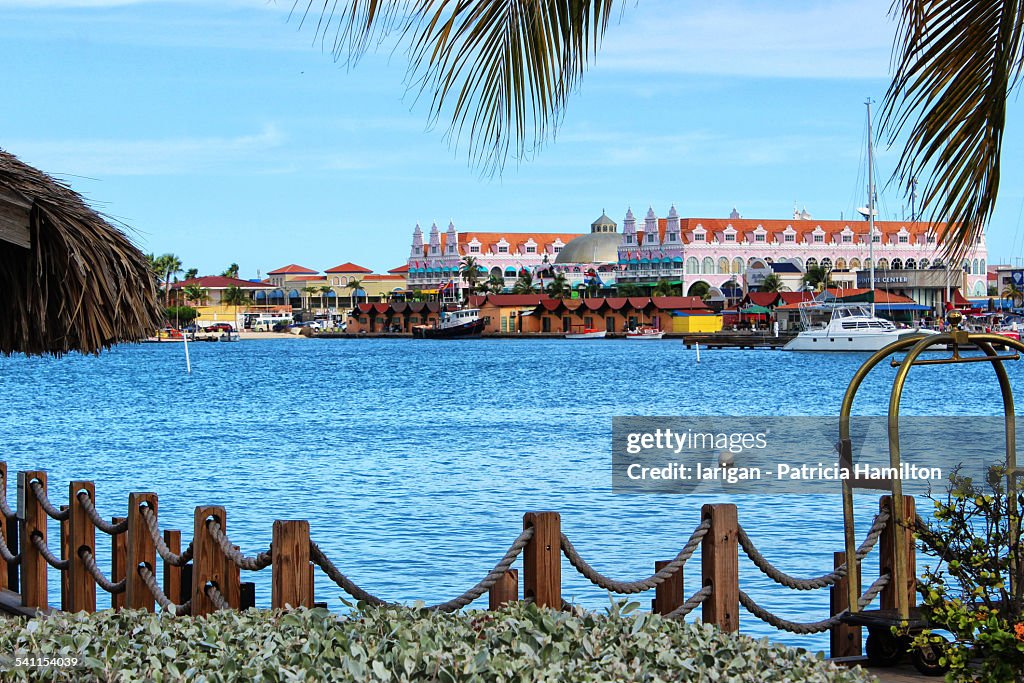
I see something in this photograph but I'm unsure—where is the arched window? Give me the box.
[849,258,861,269]
[702,257,715,274]
[835,258,847,270]
[932,259,945,269]
[504,267,517,277]
[877,258,889,270]
[254,290,266,301]
[905,259,916,270]
[490,266,502,278]
[718,257,729,274]
[806,257,818,269]
[732,257,744,274]
[764,257,774,264]
[864,258,872,269]
[919,259,929,270]
[341,276,349,285]
[821,257,832,270]
[686,257,700,274]
[288,289,301,306]
[973,259,979,274]
[981,259,986,272]
[891,259,902,270]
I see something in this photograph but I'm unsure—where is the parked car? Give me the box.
[204,323,234,332]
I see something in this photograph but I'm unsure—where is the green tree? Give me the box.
[759,273,789,293]
[293,3,998,257]
[346,278,364,307]
[686,281,710,300]
[222,285,249,332]
[155,253,182,307]
[221,263,240,279]
[1001,282,1022,308]
[183,268,199,281]
[459,255,483,300]
[616,283,642,297]
[545,272,571,299]
[652,279,676,297]
[181,284,208,307]
[301,285,319,312]
[318,285,333,309]
[511,271,536,294]
[802,266,833,292]
[486,272,505,294]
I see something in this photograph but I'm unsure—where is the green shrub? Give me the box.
[0,602,874,682]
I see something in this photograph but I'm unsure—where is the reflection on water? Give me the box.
[2,338,1019,650]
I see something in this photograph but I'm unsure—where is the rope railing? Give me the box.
[736,509,890,591]
[76,492,128,535]
[78,548,126,594]
[739,574,891,635]
[206,520,271,571]
[0,529,18,564]
[137,564,191,616]
[28,481,69,521]
[664,585,712,620]
[309,527,535,612]
[0,480,13,520]
[29,532,68,571]
[139,506,193,567]
[205,583,230,611]
[560,519,711,594]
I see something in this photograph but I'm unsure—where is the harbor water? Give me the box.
[2,338,1019,650]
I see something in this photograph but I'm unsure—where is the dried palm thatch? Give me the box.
[0,149,162,356]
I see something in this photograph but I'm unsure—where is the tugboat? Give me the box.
[412,308,485,339]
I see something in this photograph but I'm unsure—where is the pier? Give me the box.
[0,462,924,675]
[681,332,796,349]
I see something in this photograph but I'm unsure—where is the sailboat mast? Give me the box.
[866,98,876,318]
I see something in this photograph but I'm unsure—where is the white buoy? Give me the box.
[695,341,701,364]
[183,331,192,374]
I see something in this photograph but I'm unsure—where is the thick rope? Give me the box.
[79,548,126,594]
[139,506,193,567]
[664,585,712,620]
[76,493,128,535]
[137,564,191,616]
[309,542,388,606]
[0,477,14,520]
[205,520,271,571]
[205,583,230,611]
[426,527,533,612]
[28,481,69,521]
[30,532,68,570]
[0,528,18,564]
[738,574,891,634]
[736,509,890,590]
[561,519,711,594]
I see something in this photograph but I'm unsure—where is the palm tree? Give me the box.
[346,278,364,308]
[301,285,319,312]
[486,272,505,294]
[652,279,676,297]
[616,283,642,297]
[802,266,834,293]
[459,256,483,300]
[318,285,333,310]
[511,271,536,294]
[184,268,199,281]
[759,273,789,293]
[222,285,249,331]
[686,282,710,300]
[293,3,994,258]
[1001,283,1022,309]
[181,284,208,307]
[545,272,571,299]
[221,263,240,279]
[156,253,182,307]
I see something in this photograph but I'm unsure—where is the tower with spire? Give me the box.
[643,207,660,250]
[410,223,424,261]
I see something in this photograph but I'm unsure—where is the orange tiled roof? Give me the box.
[267,264,319,275]
[388,264,410,273]
[662,218,948,245]
[325,262,372,273]
[427,231,582,256]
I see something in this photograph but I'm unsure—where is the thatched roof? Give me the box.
[0,149,162,356]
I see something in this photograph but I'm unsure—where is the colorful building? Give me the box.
[169,275,274,328]
[259,262,407,313]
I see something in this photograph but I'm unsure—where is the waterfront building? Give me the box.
[615,207,988,305]
[169,275,274,327]
[260,262,407,313]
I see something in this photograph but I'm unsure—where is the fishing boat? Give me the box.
[625,327,665,340]
[219,331,240,342]
[412,308,485,339]
[565,325,606,339]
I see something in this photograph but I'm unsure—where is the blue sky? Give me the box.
[2,0,1022,277]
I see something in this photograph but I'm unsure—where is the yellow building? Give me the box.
[670,312,723,334]
[170,276,273,328]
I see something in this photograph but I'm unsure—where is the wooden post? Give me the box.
[653,560,684,616]
[271,520,312,609]
[523,512,561,608]
[192,506,239,616]
[488,569,519,609]
[879,495,917,613]
[68,481,96,613]
[162,530,182,604]
[111,517,127,610]
[701,504,739,632]
[0,461,14,592]
[830,551,861,659]
[18,470,48,609]
[126,493,157,611]
[60,505,69,611]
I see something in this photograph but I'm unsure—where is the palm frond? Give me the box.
[294,0,616,173]
[881,0,1024,261]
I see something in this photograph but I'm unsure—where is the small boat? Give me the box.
[142,327,186,343]
[219,331,240,342]
[625,327,665,340]
[412,308,485,339]
[565,326,606,340]
[783,303,937,352]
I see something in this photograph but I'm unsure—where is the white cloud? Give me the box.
[598,0,896,79]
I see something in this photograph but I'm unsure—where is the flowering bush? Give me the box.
[912,466,1024,682]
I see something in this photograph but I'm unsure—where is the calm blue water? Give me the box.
[1,338,1019,650]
